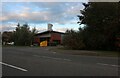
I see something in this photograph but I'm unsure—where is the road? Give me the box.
[1,47,119,76]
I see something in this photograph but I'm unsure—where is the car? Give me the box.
[7,42,14,45]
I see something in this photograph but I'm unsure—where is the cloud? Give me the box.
[1,2,85,32]
[1,0,89,2]
[2,10,51,23]
[0,17,8,21]
[54,28,69,32]
[2,2,84,23]
[1,23,16,32]
[2,0,119,2]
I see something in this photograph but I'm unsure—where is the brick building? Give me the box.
[34,24,65,46]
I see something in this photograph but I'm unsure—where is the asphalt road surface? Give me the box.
[1,47,119,76]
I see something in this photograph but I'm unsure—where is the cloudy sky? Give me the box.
[1,1,88,33]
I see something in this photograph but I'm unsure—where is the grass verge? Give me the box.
[48,46,119,57]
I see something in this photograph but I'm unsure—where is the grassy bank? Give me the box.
[48,46,119,57]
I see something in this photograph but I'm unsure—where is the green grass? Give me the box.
[48,47,119,57]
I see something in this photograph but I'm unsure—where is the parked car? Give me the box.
[7,42,14,45]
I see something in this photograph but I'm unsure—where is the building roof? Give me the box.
[35,30,65,36]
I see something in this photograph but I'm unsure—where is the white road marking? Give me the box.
[52,52,56,54]
[97,63,120,67]
[97,63,108,65]
[111,65,120,67]
[0,62,28,72]
[33,55,71,61]
[63,59,71,61]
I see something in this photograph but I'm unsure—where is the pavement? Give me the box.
[1,47,120,76]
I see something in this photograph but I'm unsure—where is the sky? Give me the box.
[1,1,88,33]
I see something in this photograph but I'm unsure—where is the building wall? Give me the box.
[33,36,40,45]
[34,33,50,42]
[34,32,64,46]
[39,33,51,38]
[50,33,61,44]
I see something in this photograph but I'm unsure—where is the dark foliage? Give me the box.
[63,2,120,51]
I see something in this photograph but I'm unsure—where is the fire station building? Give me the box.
[34,24,65,46]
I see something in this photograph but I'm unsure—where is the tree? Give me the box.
[14,23,37,46]
[63,29,85,49]
[30,27,38,45]
[2,31,14,45]
[77,2,120,50]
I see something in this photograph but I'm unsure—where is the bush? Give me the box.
[63,29,85,50]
